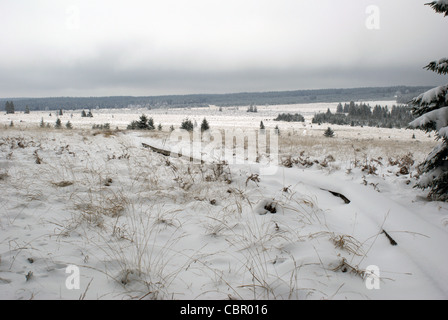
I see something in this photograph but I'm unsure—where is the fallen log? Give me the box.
[142,143,204,164]
[142,143,171,156]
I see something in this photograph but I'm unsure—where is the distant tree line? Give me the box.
[312,102,415,128]
[0,86,432,111]
[274,113,305,122]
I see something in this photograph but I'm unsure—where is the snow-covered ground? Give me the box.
[0,102,447,300]
[1,100,398,130]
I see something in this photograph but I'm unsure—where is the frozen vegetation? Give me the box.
[0,102,447,300]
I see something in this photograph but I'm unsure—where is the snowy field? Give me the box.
[1,101,447,300]
[0,100,403,130]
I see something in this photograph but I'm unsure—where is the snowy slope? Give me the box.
[0,118,447,300]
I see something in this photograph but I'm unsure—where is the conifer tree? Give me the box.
[274,125,280,135]
[5,101,15,114]
[200,118,210,132]
[180,118,194,132]
[324,127,335,138]
[409,1,448,201]
[138,114,148,129]
[337,103,344,113]
[133,114,154,130]
[55,118,62,129]
[147,117,155,130]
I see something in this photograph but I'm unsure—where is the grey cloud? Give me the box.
[0,0,446,97]
[1,60,443,98]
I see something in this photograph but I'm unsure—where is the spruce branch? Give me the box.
[425,58,448,75]
[426,1,448,16]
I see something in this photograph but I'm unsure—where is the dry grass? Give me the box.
[331,257,367,279]
[95,203,189,299]
[1,126,427,300]
[279,133,436,163]
[69,189,129,230]
[308,231,365,257]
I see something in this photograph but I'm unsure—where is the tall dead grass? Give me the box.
[279,133,436,163]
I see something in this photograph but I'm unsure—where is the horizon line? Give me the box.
[0,84,434,100]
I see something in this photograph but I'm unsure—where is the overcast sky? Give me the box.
[0,0,446,98]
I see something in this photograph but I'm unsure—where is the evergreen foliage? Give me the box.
[247,105,258,113]
[274,125,280,135]
[408,1,448,201]
[274,113,305,122]
[5,101,15,114]
[323,127,335,138]
[312,103,414,128]
[127,114,155,130]
[200,118,210,132]
[426,0,448,16]
[180,118,194,132]
[92,123,111,130]
[425,58,448,75]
